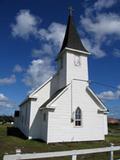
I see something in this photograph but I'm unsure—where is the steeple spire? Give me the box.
[60,8,88,53]
[68,6,74,16]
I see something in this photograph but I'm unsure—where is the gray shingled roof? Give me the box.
[60,15,88,52]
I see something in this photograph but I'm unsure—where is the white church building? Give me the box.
[14,11,108,143]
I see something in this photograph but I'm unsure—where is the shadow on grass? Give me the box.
[7,127,46,143]
[7,127,27,139]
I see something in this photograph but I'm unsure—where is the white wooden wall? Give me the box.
[47,79,107,143]
[66,51,88,85]
[15,101,31,137]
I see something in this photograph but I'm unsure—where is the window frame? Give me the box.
[74,107,82,127]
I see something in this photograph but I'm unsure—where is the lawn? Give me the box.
[0,124,120,160]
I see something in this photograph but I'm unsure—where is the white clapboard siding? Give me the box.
[47,79,106,143]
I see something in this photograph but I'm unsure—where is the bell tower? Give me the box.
[56,8,90,89]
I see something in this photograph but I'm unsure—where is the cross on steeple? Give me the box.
[68,6,74,16]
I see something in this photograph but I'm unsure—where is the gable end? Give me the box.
[86,87,108,112]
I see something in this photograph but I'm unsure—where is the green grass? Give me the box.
[0,124,120,160]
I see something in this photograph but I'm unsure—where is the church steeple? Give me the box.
[57,8,89,90]
[60,7,88,53]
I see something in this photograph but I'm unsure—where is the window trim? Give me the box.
[74,107,82,127]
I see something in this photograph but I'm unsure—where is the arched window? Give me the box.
[75,107,81,126]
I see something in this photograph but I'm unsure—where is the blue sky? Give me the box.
[0,0,120,118]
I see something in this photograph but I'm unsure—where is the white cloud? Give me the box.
[117,85,120,90]
[30,23,66,88]
[98,91,116,100]
[0,93,8,102]
[84,0,118,17]
[11,10,40,39]
[82,38,106,58]
[98,87,120,100]
[0,93,17,115]
[23,58,55,90]
[32,44,53,57]
[113,49,120,58]
[81,13,120,40]
[32,22,65,59]
[0,75,16,85]
[13,64,23,73]
[11,10,65,48]
[94,0,117,10]
[11,10,66,90]
[80,1,120,58]
[0,93,15,108]
[38,22,65,47]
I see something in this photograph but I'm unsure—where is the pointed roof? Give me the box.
[60,10,88,53]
